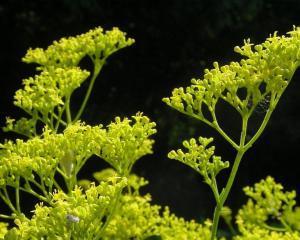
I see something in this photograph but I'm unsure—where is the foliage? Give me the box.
[1,25,300,240]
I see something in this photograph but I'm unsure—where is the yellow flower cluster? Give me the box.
[0,122,104,187]
[23,27,135,69]
[235,177,300,240]
[7,27,134,134]
[236,176,296,231]
[234,227,300,240]
[14,67,89,114]
[104,193,214,240]
[168,137,229,186]
[97,113,157,176]
[7,180,126,240]
[163,27,300,120]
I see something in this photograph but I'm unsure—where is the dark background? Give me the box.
[1,0,300,226]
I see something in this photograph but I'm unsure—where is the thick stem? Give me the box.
[210,114,248,240]
[211,204,222,240]
[210,149,245,240]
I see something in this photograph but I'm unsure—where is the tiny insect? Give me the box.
[66,214,80,223]
[255,95,271,114]
[247,95,270,114]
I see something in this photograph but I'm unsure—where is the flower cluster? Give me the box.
[0,26,162,240]
[6,27,134,135]
[236,177,300,240]
[89,168,149,195]
[4,117,38,137]
[14,67,89,114]
[0,112,156,192]
[234,227,300,240]
[168,137,229,186]
[6,179,127,240]
[103,193,214,240]
[158,208,214,240]
[23,27,135,69]
[0,122,104,187]
[78,171,214,240]
[97,113,157,176]
[236,176,296,231]
[163,27,300,120]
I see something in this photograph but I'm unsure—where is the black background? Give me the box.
[1,0,300,224]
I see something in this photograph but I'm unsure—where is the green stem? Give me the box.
[30,178,48,197]
[0,214,15,219]
[262,223,287,232]
[74,60,103,122]
[65,95,72,124]
[211,204,222,240]
[211,110,239,150]
[244,108,274,150]
[20,186,49,203]
[280,218,292,232]
[57,167,68,179]
[69,174,77,193]
[211,175,220,204]
[22,179,50,203]
[8,129,31,138]
[59,170,76,193]
[0,188,18,214]
[210,115,248,240]
[47,112,55,130]
[54,106,67,131]
[53,179,63,191]
[225,219,236,235]
[53,112,67,126]
[56,166,73,192]
[15,177,21,213]
[172,107,239,150]
[75,157,90,175]
[210,150,245,240]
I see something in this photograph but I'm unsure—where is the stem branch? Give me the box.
[74,60,103,122]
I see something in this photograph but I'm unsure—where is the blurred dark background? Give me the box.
[1,0,300,226]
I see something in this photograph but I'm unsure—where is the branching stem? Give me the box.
[210,114,248,240]
[74,59,104,122]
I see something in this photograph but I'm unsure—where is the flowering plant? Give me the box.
[163,26,300,239]
[0,26,300,240]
